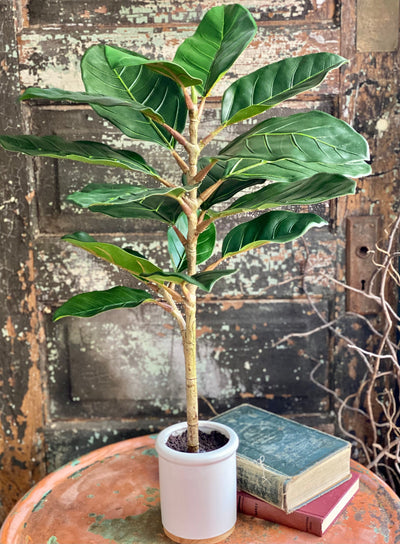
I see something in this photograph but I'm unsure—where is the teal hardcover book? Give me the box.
[213,404,351,512]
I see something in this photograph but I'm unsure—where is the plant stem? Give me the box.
[183,279,199,452]
[183,101,201,452]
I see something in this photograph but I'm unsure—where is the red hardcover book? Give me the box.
[237,471,360,536]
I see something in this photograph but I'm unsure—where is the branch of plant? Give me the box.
[200,124,226,149]
[368,438,400,470]
[193,159,218,184]
[183,87,195,112]
[203,255,228,273]
[177,195,193,216]
[162,123,191,151]
[160,286,186,333]
[171,150,189,174]
[153,174,178,189]
[160,282,184,305]
[277,231,400,487]
[172,225,187,246]
[196,177,226,207]
[308,353,372,463]
[319,272,400,324]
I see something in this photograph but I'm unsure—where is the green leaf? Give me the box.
[174,4,257,96]
[192,269,237,291]
[0,135,160,177]
[219,173,357,217]
[217,111,370,165]
[222,210,327,258]
[104,46,202,88]
[144,269,236,292]
[143,270,200,287]
[20,87,165,124]
[81,45,187,148]
[62,232,162,276]
[53,286,154,321]
[198,157,369,210]
[67,183,185,224]
[62,232,224,291]
[198,158,267,209]
[221,53,347,125]
[167,212,216,272]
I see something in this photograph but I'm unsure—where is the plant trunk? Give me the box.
[183,278,199,453]
[184,103,200,452]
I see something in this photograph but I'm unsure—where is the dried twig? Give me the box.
[276,218,400,493]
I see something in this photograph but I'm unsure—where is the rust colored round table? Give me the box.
[1,434,400,544]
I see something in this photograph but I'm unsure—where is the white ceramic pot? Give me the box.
[156,420,239,544]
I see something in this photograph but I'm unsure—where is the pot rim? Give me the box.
[155,420,239,466]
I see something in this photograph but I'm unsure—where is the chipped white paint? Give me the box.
[19,26,340,95]
[376,117,389,137]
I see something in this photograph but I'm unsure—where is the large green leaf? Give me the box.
[217,111,370,165]
[62,232,224,291]
[167,212,216,272]
[173,4,257,96]
[53,286,154,321]
[81,45,187,148]
[216,173,356,217]
[198,156,370,209]
[20,87,165,124]
[222,210,327,258]
[62,232,162,276]
[103,46,202,88]
[67,183,185,224]
[221,53,347,125]
[0,135,160,177]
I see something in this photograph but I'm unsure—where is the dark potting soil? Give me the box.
[166,430,229,453]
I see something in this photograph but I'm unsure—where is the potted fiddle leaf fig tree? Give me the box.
[0,4,370,543]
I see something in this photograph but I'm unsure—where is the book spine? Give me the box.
[237,456,287,510]
[237,493,323,537]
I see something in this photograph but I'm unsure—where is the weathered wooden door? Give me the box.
[1,0,399,521]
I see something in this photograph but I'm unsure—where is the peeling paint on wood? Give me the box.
[1,437,400,544]
[0,0,46,523]
[33,228,337,305]
[18,25,340,93]
[357,0,399,52]
[28,97,336,235]
[1,0,399,524]
[26,0,338,27]
[40,299,330,426]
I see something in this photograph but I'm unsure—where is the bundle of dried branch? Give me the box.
[276,215,400,493]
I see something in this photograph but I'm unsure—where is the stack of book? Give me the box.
[213,404,359,536]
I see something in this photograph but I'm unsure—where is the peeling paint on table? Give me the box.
[1,435,399,544]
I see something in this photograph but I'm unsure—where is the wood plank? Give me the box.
[43,300,330,422]
[34,223,338,304]
[0,0,46,524]
[333,0,400,464]
[337,0,400,227]
[26,0,337,27]
[357,0,399,52]
[18,24,341,95]
[43,411,336,470]
[28,97,336,234]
